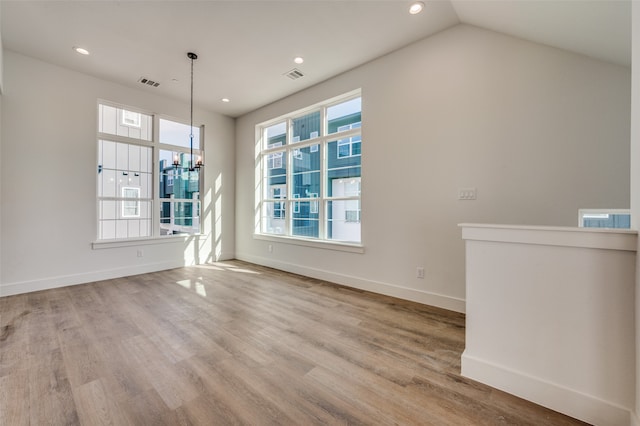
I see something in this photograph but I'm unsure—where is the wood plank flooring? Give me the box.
[0,260,588,425]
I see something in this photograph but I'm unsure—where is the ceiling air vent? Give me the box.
[137,77,160,87]
[284,68,304,80]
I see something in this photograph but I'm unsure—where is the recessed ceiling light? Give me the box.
[221,98,230,103]
[409,1,425,14]
[294,57,304,64]
[73,46,90,55]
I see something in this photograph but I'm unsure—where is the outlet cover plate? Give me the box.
[458,188,477,200]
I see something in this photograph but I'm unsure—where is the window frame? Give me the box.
[96,100,204,243]
[255,90,363,249]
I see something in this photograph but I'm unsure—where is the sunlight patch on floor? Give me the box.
[176,279,192,289]
[194,262,261,275]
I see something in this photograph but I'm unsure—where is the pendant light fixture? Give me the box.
[174,51,203,172]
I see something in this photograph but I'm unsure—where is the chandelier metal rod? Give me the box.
[187,52,197,171]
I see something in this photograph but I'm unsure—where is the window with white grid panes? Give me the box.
[97,102,203,240]
[97,139,152,239]
[257,92,361,244]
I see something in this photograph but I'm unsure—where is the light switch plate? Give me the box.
[458,188,477,200]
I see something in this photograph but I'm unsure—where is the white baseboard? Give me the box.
[461,352,633,426]
[0,260,186,297]
[236,252,465,313]
[215,252,235,261]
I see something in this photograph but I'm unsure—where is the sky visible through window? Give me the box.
[266,97,361,143]
[327,97,361,121]
[159,119,201,164]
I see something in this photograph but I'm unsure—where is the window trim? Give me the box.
[253,232,364,253]
[256,89,363,247]
[95,100,204,243]
[92,233,205,250]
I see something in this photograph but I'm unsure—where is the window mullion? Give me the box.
[260,150,267,234]
[98,132,153,147]
[319,107,327,240]
[285,119,292,237]
[152,114,161,238]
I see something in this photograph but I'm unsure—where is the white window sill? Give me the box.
[253,233,364,253]
[92,234,205,250]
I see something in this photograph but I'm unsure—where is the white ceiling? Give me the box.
[0,0,631,118]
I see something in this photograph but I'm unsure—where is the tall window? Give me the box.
[158,119,202,236]
[97,104,153,239]
[97,102,203,240]
[257,92,362,244]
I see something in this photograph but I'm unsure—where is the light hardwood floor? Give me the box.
[0,260,587,425]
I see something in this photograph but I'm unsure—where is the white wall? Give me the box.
[235,24,630,313]
[631,2,640,424]
[0,50,235,295]
[0,5,4,94]
[0,89,2,291]
[0,7,4,291]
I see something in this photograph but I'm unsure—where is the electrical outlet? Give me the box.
[137,249,143,258]
[416,267,425,279]
[268,244,273,253]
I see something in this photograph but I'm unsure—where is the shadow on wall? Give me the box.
[183,172,224,265]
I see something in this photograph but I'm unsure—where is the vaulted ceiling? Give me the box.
[1,1,631,117]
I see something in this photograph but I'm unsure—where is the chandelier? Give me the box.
[173,52,203,172]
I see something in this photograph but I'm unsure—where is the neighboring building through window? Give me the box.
[97,103,153,240]
[158,118,202,236]
[122,110,141,127]
[336,122,362,159]
[97,102,203,240]
[257,91,362,244]
[121,187,141,217]
[578,209,630,229]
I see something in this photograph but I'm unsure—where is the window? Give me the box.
[293,194,300,213]
[121,187,141,217]
[97,102,203,240]
[159,148,202,236]
[268,152,283,169]
[337,135,362,158]
[345,210,361,223]
[272,187,286,218]
[97,139,152,239]
[578,209,630,229]
[159,118,200,150]
[122,110,141,128]
[336,123,361,158]
[257,91,362,244]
